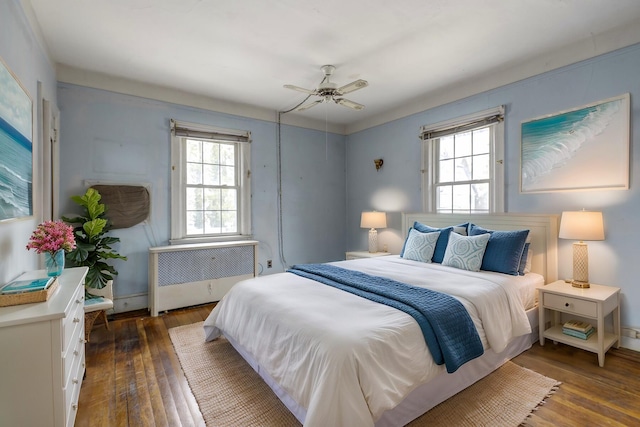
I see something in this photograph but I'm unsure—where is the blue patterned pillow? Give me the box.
[402,229,440,263]
[469,224,530,276]
[441,232,491,272]
[412,222,454,263]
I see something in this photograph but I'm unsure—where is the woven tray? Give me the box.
[0,278,59,307]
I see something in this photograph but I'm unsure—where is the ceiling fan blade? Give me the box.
[337,79,368,95]
[283,84,316,95]
[336,98,365,110]
[297,100,323,111]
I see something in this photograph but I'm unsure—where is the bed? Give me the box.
[203,213,559,426]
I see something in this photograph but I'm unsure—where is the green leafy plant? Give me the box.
[62,188,127,289]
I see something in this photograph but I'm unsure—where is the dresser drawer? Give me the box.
[62,286,85,352]
[64,346,85,427]
[543,293,597,317]
[63,328,85,383]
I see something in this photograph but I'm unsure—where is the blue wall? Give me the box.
[56,83,347,306]
[3,0,639,333]
[346,44,640,329]
[0,1,58,284]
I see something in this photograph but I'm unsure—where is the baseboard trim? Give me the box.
[113,293,148,314]
[621,336,640,352]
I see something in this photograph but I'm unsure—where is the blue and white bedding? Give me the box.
[203,256,539,427]
[288,263,484,373]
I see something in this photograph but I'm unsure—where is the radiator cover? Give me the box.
[149,241,258,316]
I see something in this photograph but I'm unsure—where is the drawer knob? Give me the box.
[80,338,87,343]
[74,350,79,356]
[73,317,80,323]
[72,378,79,384]
[565,303,570,307]
[72,404,78,411]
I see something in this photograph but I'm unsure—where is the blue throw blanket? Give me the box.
[288,264,484,373]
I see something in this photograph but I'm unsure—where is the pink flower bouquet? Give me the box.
[26,220,76,255]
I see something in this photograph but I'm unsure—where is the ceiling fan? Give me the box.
[284,65,368,111]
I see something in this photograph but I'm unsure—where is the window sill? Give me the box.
[169,235,254,245]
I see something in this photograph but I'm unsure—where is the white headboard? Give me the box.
[401,213,559,283]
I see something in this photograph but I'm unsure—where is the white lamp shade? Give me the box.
[360,211,387,229]
[559,211,604,241]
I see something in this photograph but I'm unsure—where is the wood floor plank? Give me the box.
[135,318,171,427]
[78,304,640,426]
[144,316,196,426]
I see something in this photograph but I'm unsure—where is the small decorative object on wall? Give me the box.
[374,158,384,171]
[26,220,76,277]
[0,57,33,221]
[520,93,629,193]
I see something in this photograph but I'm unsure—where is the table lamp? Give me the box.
[558,211,604,288]
[361,211,387,253]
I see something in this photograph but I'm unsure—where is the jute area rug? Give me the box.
[169,322,560,427]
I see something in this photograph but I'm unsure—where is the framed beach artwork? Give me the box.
[0,57,33,221]
[520,93,630,193]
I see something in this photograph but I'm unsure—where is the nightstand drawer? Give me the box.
[543,293,597,317]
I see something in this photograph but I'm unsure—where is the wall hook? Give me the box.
[374,159,383,171]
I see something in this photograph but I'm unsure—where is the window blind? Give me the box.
[420,114,503,140]
[170,119,251,142]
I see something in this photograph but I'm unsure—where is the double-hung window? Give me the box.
[421,106,504,214]
[170,119,251,243]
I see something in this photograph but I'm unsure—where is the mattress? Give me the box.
[203,256,541,427]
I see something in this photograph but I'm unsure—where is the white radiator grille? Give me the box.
[157,245,254,287]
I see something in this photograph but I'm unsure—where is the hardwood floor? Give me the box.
[77,304,640,426]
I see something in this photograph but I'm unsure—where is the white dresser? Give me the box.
[0,267,88,427]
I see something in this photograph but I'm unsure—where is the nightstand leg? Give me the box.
[614,305,621,349]
[539,307,545,346]
[597,314,605,367]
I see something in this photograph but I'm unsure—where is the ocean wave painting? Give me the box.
[521,94,629,193]
[0,59,32,221]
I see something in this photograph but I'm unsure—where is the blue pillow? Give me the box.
[401,229,440,263]
[441,232,491,272]
[468,224,530,276]
[518,242,531,275]
[452,222,469,236]
[412,222,454,263]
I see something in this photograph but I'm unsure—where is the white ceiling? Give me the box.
[26,0,640,133]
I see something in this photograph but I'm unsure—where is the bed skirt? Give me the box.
[224,305,539,426]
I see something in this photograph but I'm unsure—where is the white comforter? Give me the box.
[203,256,532,427]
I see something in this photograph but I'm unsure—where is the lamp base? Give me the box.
[572,241,589,283]
[571,280,590,289]
[368,229,378,253]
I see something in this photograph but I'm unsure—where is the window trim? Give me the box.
[421,106,504,214]
[170,119,252,244]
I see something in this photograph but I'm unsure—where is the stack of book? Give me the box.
[0,277,54,295]
[562,319,595,340]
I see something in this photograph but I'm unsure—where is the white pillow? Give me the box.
[402,229,440,263]
[442,232,491,272]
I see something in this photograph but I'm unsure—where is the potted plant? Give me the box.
[62,188,127,292]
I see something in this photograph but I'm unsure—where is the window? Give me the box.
[170,119,251,243]
[421,107,504,213]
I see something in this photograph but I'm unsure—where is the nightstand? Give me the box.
[538,280,620,367]
[346,251,391,260]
